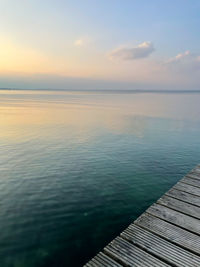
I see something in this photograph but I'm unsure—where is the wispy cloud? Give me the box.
[165,50,200,72]
[166,50,191,64]
[109,41,155,61]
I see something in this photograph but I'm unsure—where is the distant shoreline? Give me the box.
[0,88,200,94]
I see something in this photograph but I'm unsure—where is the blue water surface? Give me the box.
[0,90,200,266]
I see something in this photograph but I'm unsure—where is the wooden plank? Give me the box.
[166,188,200,207]
[104,236,170,267]
[97,252,123,267]
[189,168,200,177]
[157,195,200,219]
[187,173,200,180]
[174,182,200,197]
[192,167,200,174]
[121,224,200,267]
[182,177,200,188]
[84,263,95,267]
[135,212,200,255]
[84,252,123,267]
[146,203,200,235]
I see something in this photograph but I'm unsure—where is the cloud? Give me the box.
[166,50,191,64]
[109,41,155,61]
[165,51,200,72]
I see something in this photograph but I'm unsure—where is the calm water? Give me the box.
[0,90,200,267]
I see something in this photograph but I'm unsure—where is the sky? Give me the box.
[1,0,200,90]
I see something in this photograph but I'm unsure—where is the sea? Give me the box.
[0,89,200,266]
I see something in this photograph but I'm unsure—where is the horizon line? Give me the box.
[1,88,200,94]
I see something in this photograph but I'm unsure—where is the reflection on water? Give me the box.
[0,90,200,266]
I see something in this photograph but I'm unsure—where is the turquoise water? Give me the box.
[0,90,200,267]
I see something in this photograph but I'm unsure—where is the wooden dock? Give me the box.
[84,164,200,266]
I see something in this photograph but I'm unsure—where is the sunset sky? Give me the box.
[1,0,200,90]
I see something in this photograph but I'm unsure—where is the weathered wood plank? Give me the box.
[174,182,200,197]
[135,212,200,255]
[166,188,200,207]
[146,203,200,235]
[187,173,200,180]
[84,252,123,267]
[121,224,200,267]
[96,252,123,267]
[104,236,170,267]
[85,254,116,266]
[84,263,95,267]
[192,167,200,173]
[157,195,200,219]
[182,177,200,188]
[188,167,200,178]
